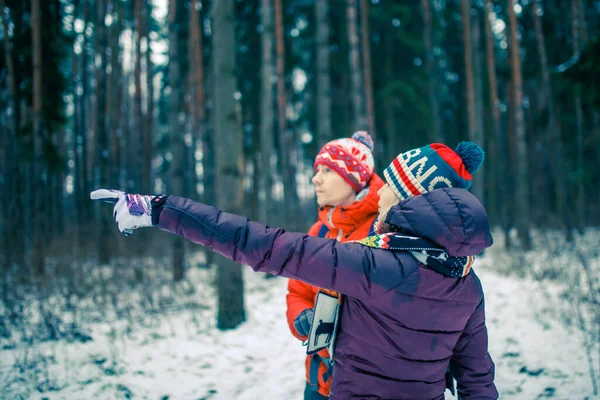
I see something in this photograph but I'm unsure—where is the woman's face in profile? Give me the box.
[312,165,356,207]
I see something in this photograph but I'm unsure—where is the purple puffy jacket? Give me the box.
[157,188,498,400]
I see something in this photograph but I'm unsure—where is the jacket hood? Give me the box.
[385,188,493,256]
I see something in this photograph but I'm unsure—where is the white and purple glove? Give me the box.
[90,189,167,236]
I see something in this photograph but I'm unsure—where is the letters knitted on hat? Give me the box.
[314,131,375,192]
[383,141,484,200]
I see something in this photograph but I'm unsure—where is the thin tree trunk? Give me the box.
[472,5,485,202]
[315,0,332,147]
[77,0,92,258]
[0,0,25,267]
[274,0,298,229]
[0,1,19,142]
[531,0,568,235]
[32,0,46,275]
[95,0,111,264]
[168,0,185,281]
[111,0,123,188]
[212,0,246,330]
[462,0,485,202]
[134,0,146,191]
[189,0,204,200]
[144,0,153,193]
[484,0,506,233]
[571,0,585,231]
[346,0,365,130]
[383,20,397,164]
[420,0,442,143]
[507,0,531,249]
[461,0,477,141]
[260,0,274,225]
[360,0,375,137]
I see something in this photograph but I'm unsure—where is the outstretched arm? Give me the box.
[156,196,412,300]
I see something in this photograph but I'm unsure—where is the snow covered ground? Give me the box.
[1,251,598,400]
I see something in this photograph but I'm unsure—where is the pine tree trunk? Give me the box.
[531,0,568,235]
[507,0,531,249]
[145,0,154,194]
[360,0,375,138]
[346,0,365,130]
[77,0,92,259]
[168,0,185,281]
[472,5,485,203]
[420,0,442,143]
[384,22,397,164]
[0,0,25,267]
[111,0,123,188]
[32,0,46,275]
[484,0,506,232]
[274,0,298,229]
[461,0,477,144]
[212,0,246,330]
[188,0,204,200]
[260,0,274,225]
[571,0,585,231]
[315,0,332,147]
[135,0,147,191]
[95,0,111,264]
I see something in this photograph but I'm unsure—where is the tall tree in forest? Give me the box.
[472,5,485,202]
[346,0,365,130]
[95,0,111,264]
[571,0,585,231]
[420,0,442,143]
[212,0,246,330]
[361,0,375,137]
[260,0,274,224]
[134,0,148,191]
[315,0,332,147]
[460,0,484,201]
[274,0,299,229]
[110,0,123,188]
[507,0,531,249]
[531,0,567,234]
[484,0,506,233]
[31,0,46,274]
[145,0,154,190]
[168,0,186,281]
[189,0,205,198]
[78,0,92,242]
[0,0,25,267]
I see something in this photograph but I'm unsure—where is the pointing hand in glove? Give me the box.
[90,189,167,236]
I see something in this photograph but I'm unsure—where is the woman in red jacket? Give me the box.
[286,131,383,399]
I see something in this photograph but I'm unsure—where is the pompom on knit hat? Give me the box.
[383,141,484,201]
[314,131,375,192]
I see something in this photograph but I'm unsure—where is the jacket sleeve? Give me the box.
[285,222,322,340]
[158,196,412,300]
[450,296,498,399]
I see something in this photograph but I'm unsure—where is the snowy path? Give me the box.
[1,259,598,400]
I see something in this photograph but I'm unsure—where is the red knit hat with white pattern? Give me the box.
[314,131,375,192]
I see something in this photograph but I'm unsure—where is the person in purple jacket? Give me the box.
[91,141,499,400]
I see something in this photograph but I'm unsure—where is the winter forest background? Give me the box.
[1,0,600,399]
